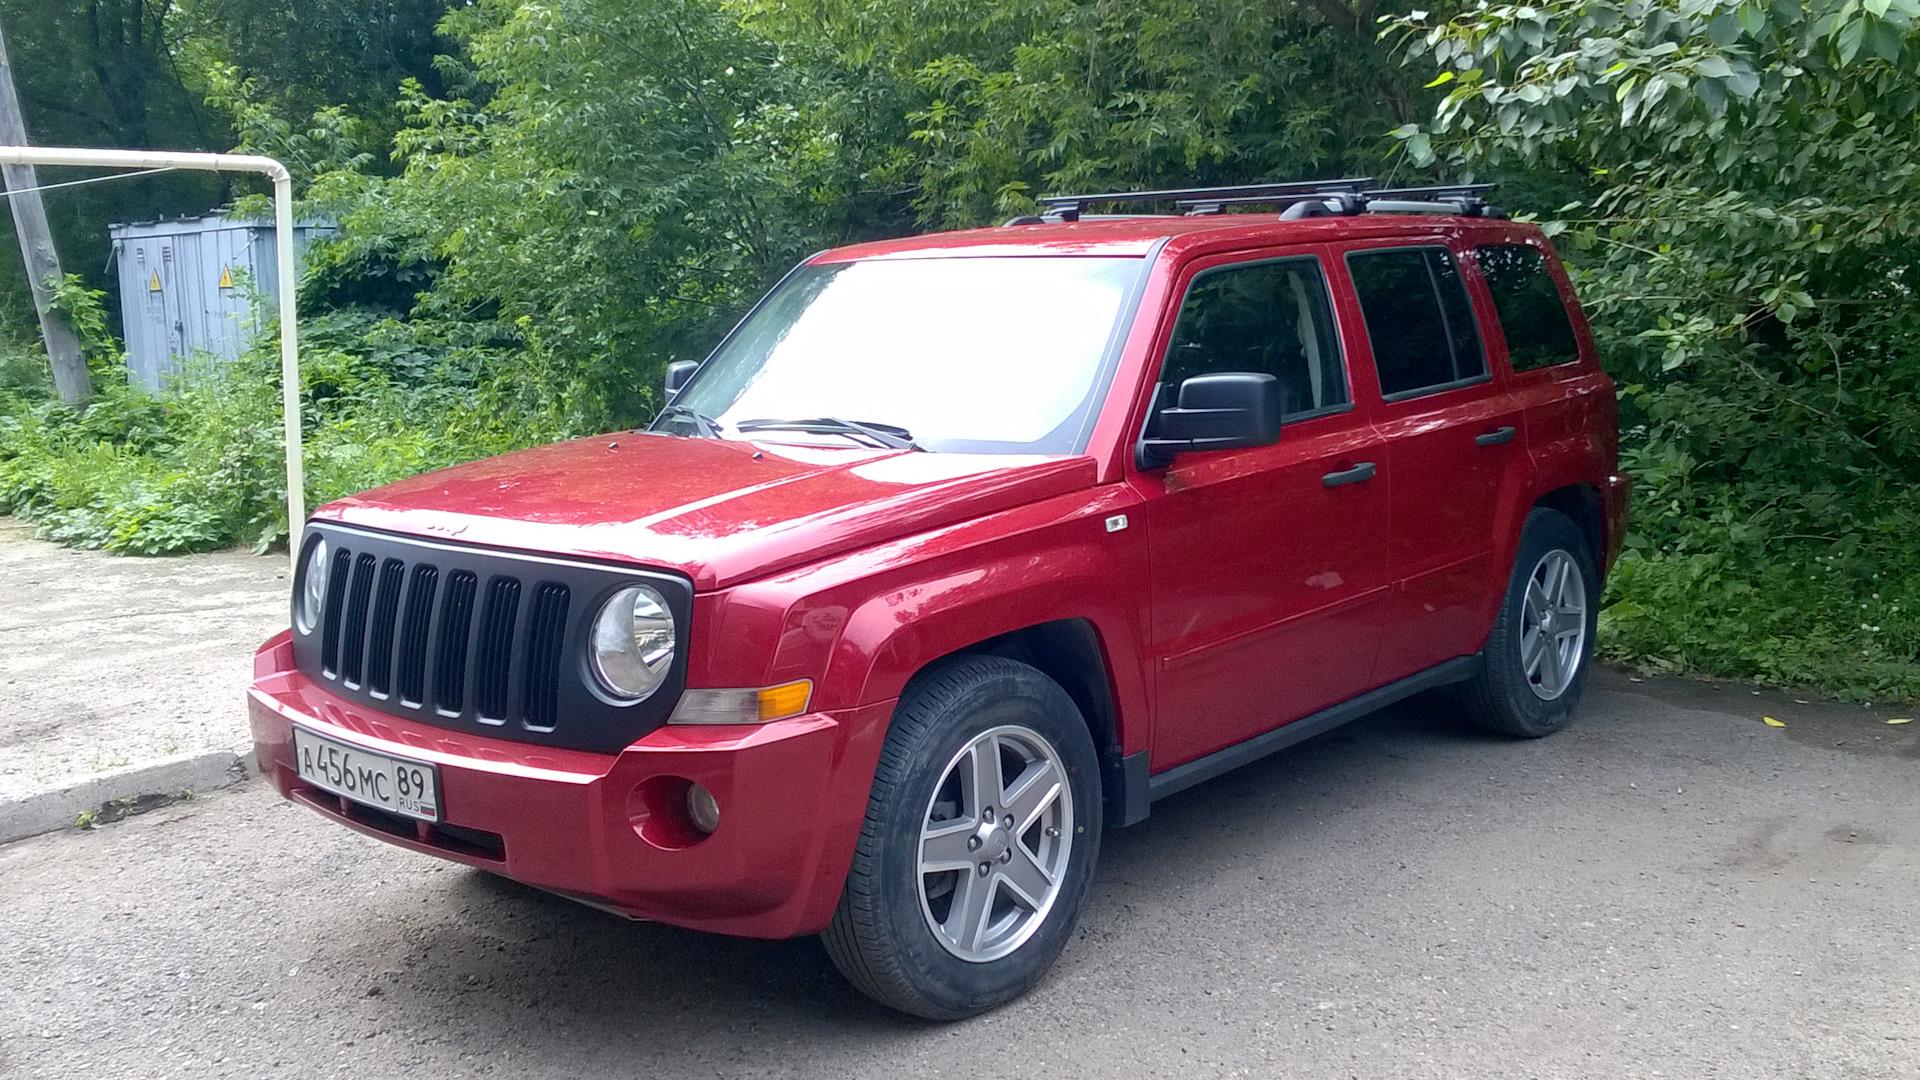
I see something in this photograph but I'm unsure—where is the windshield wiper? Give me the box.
[735,416,920,451]
[652,404,723,439]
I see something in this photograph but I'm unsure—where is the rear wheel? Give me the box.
[822,656,1102,1019]
[1460,508,1597,737]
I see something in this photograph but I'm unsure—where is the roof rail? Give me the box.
[1018,179,1503,223]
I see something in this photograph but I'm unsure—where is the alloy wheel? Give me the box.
[1520,548,1588,701]
[917,724,1074,962]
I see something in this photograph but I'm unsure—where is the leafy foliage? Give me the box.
[1393,0,1920,698]
[0,288,558,554]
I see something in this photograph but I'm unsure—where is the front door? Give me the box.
[1135,248,1393,771]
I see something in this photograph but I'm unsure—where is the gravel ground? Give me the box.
[1,670,1914,1079]
[0,518,288,799]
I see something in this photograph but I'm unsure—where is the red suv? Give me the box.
[249,180,1628,1019]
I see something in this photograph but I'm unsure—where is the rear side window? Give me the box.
[1346,247,1486,398]
[1476,243,1581,371]
[1158,257,1348,419]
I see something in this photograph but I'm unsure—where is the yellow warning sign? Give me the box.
[147,271,162,292]
[218,265,234,289]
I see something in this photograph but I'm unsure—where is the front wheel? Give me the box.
[822,656,1102,1019]
[1459,508,1598,738]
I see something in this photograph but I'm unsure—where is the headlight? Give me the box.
[294,537,328,635]
[590,585,677,700]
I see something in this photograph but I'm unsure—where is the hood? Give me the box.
[315,432,1098,590]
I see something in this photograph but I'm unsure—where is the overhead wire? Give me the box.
[0,166,177,198]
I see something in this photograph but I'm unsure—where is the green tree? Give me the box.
[317,0,918,429]
[0,0,226,335]
[179,0,452,161]
[763,0,1427,226]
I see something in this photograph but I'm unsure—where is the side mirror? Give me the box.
[664,360,699,398]
[1137,372,1281,469]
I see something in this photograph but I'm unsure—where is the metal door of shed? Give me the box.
[110,213,332,391]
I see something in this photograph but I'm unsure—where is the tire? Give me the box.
[822,655,1103,1020]
[1459,508,1598,738]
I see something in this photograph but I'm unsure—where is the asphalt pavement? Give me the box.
[1,669,1914,1079]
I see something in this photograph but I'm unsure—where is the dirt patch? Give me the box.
[0,518,288,799]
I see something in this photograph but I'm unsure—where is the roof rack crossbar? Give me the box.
[1036,178,1374,220]
[1360,183,1497,201]
[1172,192,1361,212]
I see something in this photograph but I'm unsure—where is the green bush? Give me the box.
[0,300,575,556]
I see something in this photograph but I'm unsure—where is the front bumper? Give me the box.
[248,631,893,939]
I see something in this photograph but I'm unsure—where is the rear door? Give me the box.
[1336,241,1530,683]
[1134,246,1393,770]
[1469,238,1615,494]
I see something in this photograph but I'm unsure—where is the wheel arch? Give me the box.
[1531,482,1606,573]
[957,621,1116,755]
[888,617,1149,831]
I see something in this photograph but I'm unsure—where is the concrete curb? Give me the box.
[0,747,254,846]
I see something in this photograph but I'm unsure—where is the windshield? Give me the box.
[664,256,1143,455]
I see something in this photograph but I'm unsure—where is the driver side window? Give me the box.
[1157,257,1349,420]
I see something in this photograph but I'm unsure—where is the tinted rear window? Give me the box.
[1477,243,1581,371]
[1346,247,1487,398]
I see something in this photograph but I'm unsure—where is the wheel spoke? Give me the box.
[920,819,977,874]
[1539,630,1566,692]
[1000,844,1054,908]
[1553,558,1581,612]
[943,865,996,952]
[964,735,1004,818]
[1524,578,1550,626]
[1521,625,1548,677]
[1001,758,1061,832]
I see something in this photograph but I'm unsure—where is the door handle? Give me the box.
[1321,461,1377,487]
[1474,425,1518,446]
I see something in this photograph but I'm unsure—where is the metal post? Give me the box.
[0,14,90,404]
[0,147,304,570]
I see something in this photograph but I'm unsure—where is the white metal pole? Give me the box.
[0,147,304,570]
[271,171,304,549]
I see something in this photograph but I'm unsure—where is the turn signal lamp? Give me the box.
[667,679,813,725]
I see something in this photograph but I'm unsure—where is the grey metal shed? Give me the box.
[109,212,333,391]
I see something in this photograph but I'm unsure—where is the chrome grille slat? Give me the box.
[318,546,353,676]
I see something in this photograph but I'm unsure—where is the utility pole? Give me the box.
[0,10,90,405]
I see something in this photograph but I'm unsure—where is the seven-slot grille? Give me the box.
[291,523,693,753]
[317,546,568,728]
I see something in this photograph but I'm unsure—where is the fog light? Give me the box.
[686,783,720,835]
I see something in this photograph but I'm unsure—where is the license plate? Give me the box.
[293,727,440,822]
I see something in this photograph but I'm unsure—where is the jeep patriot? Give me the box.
[249,179,1630,1018]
